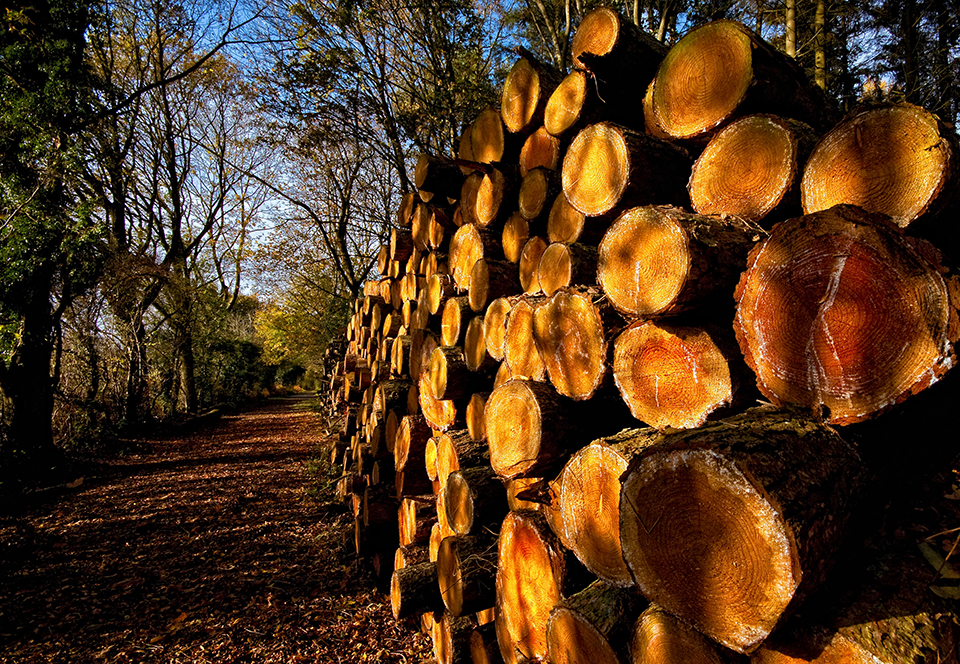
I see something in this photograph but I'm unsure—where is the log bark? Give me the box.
[501,54,564,135]
[437,533,499,617]
[433,612,476,664]
[689,114,816,225]
[597,205,765,318]
[532,289,619,401]
[651,20,834,141]
[612,320,753,429]
[618,406,864,653]
[445,465,509,536]
[561,123,691,216]
[469,259,522,313]
[545,580,647,664]
[537,243,599,297]
[392,560,446,620]
[496,510,590,664]
[801,103,959,231]
[571,7,666,91]
[734,204,956,425]
[484,379,583,479]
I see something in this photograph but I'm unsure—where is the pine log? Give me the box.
[801,103,959,233]
[399,497,438,548]
[519,236,549,295]
[433,612,476,664]
[398,191,417,227]
[520,127,562,176]
[449,224,503,292]
[503,297,547,382]
[734,204,956,425]
[571,7,666,91]
[437,533,499,617]
[544,70,606,139]
[555,433,655,587]
[537,243,599,297]
[395,414,433,473]
[561,122,691,216]
[532,289,620,401]
[597,205,765,318]
[618,406,864,653]
[631,604,737,664]
[396,543,431,571]
[651,20,834,141]
[546,192,604,246]
[472,106,517,165]
[465,392,488,443]
[419,366,463,432]
[613,320,753,429]
[445,466,509,536]
[483,297,514,362]
[484,379,583,479]
[411,330,439,384]
[392,560,446,620]
[496,510,590,664]
[417,153,468,202]
[519,167,560,222]
[427,273,457,316]
[501,54,564,135]
[469,259,522,313]
[474,167,518,229]
[392,335,413,378]
[502,212,532,264]
[464,316,498,374]
[375,379,414,417]
[689,114,816,225]
[435,429,487,487]
[429,346,489,401]
[441,296,472,347]
[392,227,416,263]
[545,580,647,664]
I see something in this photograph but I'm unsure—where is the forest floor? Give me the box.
[0,396,432,664]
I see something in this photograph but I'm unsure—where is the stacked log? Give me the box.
[324,9,960,664]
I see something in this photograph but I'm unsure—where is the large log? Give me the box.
[562,123,691,217]
[571,7,666,89]
[437,533,499,617]
[503,297,547,382]
[618,406,864,653]
[445,466,509,536]
[501,54,564,136]
[650,20,834,141]
[597,205,765,318]
[484,379,583,479]
[391,560,446,620]
[734,204,956,425]
[689,114,817,225]
[631,604,737,664]
[801,103,959,236]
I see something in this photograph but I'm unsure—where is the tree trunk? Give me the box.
[619,406,864,653]
[597,205,764,318]
[571,7,667,93]
[734,204,955,425]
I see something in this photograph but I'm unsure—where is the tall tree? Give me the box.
[0,0,101,475]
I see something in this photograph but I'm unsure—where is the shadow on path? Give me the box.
[0,398,430,663]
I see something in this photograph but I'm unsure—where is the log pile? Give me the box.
[326,10,960,664]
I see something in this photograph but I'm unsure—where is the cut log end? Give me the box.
[801,104,954,227]
[545,71,588,138]
[562,124,629,216]
[502,58,541,134]
[571,7,621,69]
[630,605,729,664]
[689,114,799,222]
[734,204,955,425]
[653,21,753,139]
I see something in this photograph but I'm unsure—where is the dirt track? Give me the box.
[0,397,430,663]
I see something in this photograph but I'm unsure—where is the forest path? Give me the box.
[0,397,429,663]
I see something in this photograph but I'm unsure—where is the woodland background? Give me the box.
[1,0,957,487]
